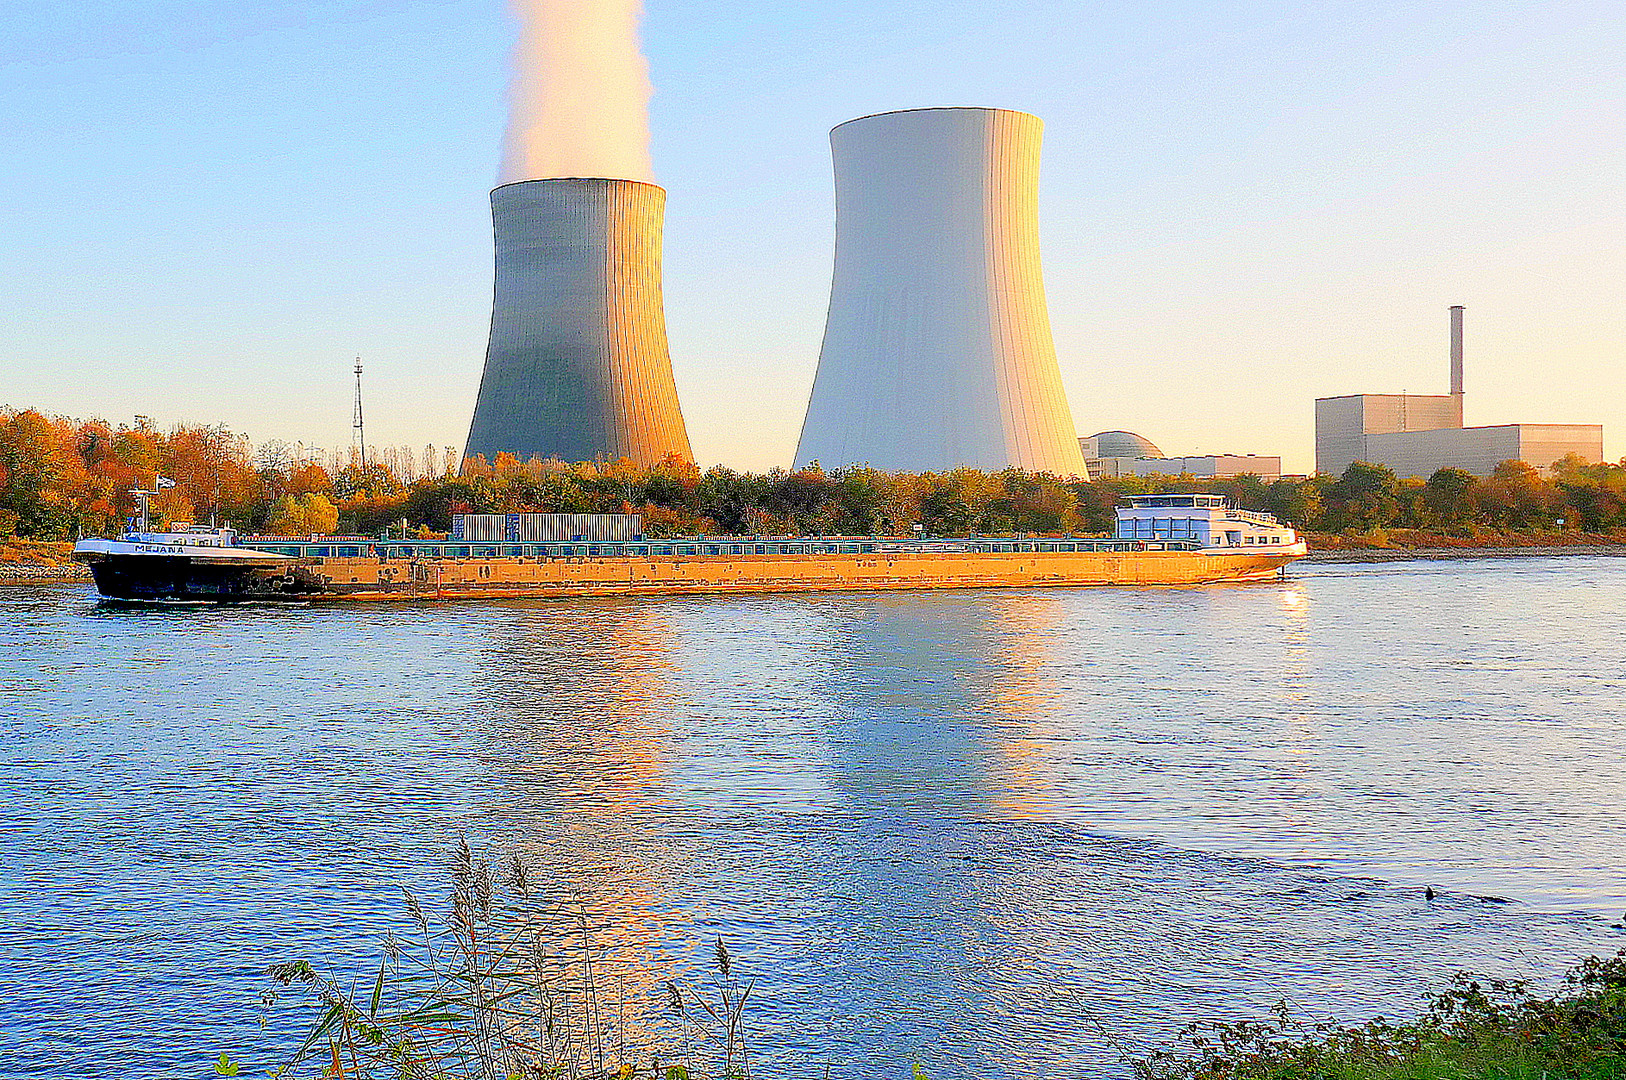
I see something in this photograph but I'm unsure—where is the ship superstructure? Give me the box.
[1113,494,1301,549]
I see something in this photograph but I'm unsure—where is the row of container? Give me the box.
[451,513,645,543]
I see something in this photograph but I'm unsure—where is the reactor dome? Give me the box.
[1083,431,1164,459]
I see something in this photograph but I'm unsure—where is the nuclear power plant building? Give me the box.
[465,178,692,467]
[795,108,1086,476]
[1315,306,1602,477]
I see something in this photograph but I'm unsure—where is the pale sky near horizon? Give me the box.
[2,0,1621,475]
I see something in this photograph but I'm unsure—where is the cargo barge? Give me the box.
[72,495,1306,604]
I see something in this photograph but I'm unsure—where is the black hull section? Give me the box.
[85,556,329,604]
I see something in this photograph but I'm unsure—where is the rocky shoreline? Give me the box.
[1305,544,1626,563]
[0,562,93,583]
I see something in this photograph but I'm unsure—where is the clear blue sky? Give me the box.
[2,0,1621,473]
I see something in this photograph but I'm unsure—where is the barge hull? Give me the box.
[297,549,1299,602]
[82,554,324,603]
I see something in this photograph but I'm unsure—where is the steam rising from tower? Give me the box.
[795,108,1086,475]
[501,0,653,184]
[467,1,691,467]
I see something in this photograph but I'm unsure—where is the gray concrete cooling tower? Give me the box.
[794,107,1086,476]
[465,178,692,467]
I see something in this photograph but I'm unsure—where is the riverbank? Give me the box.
[1305,528,1626,562]
[1307,544,1626,562]
[1135,951,1626,1079]
[0,540,91,583]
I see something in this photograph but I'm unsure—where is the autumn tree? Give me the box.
[1424,468,1479,528]
[266,493,339,536]
[1329,461,1402,531]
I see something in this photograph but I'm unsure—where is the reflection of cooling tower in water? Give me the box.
[796,108,1086,475]
[465,178,693,466]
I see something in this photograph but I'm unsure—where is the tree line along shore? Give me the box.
[3,407,1625,567]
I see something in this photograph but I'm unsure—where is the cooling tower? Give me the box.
[465,178,692,467]
[795,107,1086,475]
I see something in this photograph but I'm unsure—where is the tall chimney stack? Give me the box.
[1449,305,1464,397]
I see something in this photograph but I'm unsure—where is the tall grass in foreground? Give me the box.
[248,840,753,1080]
[1135,951,1626,1080]
[238,842,1626,1080]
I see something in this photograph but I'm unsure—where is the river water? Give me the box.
[2,557,1624,1078]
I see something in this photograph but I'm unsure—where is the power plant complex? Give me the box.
[464,178,692,468]
[795,108,1086,475]
[459,112,1599,483]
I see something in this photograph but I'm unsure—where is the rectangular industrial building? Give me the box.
[1092,455,1283,481]
[1315,394,1464,476]
[1359,424,1604,479]
[1316,394,1601,478]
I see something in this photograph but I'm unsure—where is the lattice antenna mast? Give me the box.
[352,357,366,470]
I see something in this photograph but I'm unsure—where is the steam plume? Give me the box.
[499,0,655,185]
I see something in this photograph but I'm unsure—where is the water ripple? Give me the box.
[0,564,1622,1078]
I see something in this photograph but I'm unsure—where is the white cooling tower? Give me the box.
[794,107,1086,475]
[465,178,692,467]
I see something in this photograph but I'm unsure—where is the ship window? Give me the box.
[627,546,647,557]
[503,545,523,557]
[730,545,743,555]
[1060,543,1075,552]
[703,545,720,555]
[656,546,673,556]
[753,545,765,555]
[449,546,469,557]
